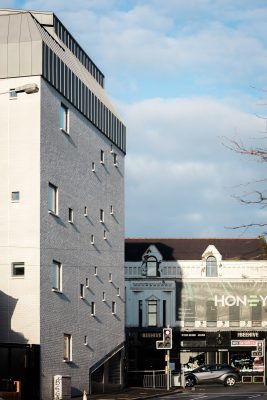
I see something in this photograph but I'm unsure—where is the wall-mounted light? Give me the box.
[14,83,39,94]
[1,83,39,97]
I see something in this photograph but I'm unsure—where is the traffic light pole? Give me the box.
[167,349,170,390]
[264,339,266,386]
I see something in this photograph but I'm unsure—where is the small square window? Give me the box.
[63,333,72,361]
[12,262,25,277]
[91,302,95,316]
[100,209,104,223]
[11,191,20,202]
[112,301,116,314]
[60,103,69,133]
[91,235,94,245]
[9,89,17,99]
[68,208,73,223]
[100,150,104,164]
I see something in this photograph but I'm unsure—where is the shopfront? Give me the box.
[179,330,266,383]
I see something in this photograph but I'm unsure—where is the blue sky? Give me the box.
[3,0,267,238]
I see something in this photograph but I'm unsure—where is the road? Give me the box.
[153,384,267,400]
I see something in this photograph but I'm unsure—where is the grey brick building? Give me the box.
[0,8,126,399]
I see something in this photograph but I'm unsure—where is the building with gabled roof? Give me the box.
[0,8,126,399]
[125,237,267,385]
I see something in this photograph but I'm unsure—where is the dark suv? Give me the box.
[185,364,240,387]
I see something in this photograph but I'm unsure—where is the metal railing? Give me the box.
[127,370,166,388]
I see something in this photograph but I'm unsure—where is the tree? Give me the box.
[224,133,267,234]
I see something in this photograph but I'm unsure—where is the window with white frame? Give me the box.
[109,272,112,282]
[63,333,72,361]
[147,300,157,327]
[146,256,158,277]
[68,208,73,223]
[12,262,25,277]
[100,209,104,223]
[94,266,98,275]
[92,162,95,172]
[84,206,88,216]
[102,292,106,301]
[112,301,116,314]
[113,153,118,166]
[51,260,62,292]
[48,183,58,214]
[117,287,120,297]
[91,234,94,245]
[110,205,114,215]
[60,103,69,132]
[80,284,85,299]
[206,256,217,277]
[85,278,89,288]
[100,150,104,164]
[91,302,95,316]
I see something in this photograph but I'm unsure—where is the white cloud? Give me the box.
[12,0,267,237]
[124,96,266,237]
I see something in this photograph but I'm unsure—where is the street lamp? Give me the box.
[14,83,39,94]
[0,83,39,96]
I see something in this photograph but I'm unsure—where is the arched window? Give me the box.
[206,256,217,277]
[146,256,158,277]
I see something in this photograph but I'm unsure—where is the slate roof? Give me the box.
[125,238,267,261]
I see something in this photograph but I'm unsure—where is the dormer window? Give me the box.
[146,256,158,277]
[206,256,217,277]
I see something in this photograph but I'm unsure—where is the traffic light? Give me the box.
[163,328,172,349]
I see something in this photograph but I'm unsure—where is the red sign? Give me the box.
[231,340,257,347]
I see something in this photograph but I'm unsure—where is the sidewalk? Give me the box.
[75,387,182,400]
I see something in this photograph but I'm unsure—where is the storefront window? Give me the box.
[231,351,264,373]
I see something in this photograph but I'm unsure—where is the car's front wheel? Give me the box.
[185,376,196,387]
[224,376,236,386]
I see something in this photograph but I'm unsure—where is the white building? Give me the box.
[125,238,267,385]
[0,8,126,400]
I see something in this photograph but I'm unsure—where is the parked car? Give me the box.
[185,364,240,387]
